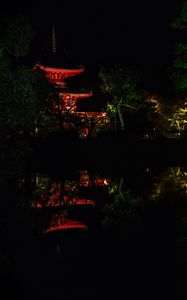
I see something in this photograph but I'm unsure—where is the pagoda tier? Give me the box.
[35,62,92,112]
[52,91,92,112]
[36,64,85,84]
[60,92,92,99]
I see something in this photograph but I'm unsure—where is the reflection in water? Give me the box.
[44,211,88,233]
[28,167,187,237]
[151,166,187,199]
[20,166,187,210]
[102,189,143,234]
[14,165,187,298]
[32,170,109,208]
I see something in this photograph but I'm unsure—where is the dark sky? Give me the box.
[4,0,176,63]
[2,0,178,92]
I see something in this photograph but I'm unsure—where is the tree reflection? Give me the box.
[102,177,143,235]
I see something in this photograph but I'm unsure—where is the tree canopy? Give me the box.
[99,64,143,130]
[0,14,49,136]
[99,64,142,110]
[0,13,34,58]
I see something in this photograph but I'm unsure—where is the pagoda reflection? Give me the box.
[32,170,109,208]
[43,211,88,234]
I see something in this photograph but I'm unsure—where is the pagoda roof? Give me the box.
[35,64,85,83]
[37,58,83,70]
[60,90,92,98]
[36,64,84,74]
[42,65,84,73]
[75,111,108,118]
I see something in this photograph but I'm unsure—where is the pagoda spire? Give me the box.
[52,25,57,54]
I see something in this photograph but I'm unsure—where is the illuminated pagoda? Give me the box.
[35,26,109,137]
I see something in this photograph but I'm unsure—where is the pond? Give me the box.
[3,154,187,299]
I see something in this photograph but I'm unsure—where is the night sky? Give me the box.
[2,0,178,92]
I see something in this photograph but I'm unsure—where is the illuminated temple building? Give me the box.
[35,26,109,137]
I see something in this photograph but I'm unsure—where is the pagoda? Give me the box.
[35,26,109,137]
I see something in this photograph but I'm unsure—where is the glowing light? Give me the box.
[45,221,88,232]
[145,96,161,113]
[166,101,187,135]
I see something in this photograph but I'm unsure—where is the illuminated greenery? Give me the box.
[99,65,142,131]
[144,94,187,137]
[151,167,187,200]
[166,101,187,135]
[107,103,117,116]
[143,95,169,137]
